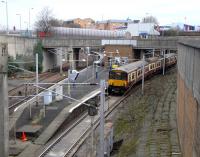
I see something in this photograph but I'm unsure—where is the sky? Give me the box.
[0,0,199,30]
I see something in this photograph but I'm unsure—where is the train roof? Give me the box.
[146,57,159,62]
[113,60,148,73]
[165,53,177,58]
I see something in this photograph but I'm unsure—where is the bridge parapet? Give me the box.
[42,38,102,48]
[136,37,178,49]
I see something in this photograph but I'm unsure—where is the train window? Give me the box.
[137,69,141,77]
[109,71,127,80]
[129,74,131,81]
[131,72,136,80]
[157,62,161,67]
[149,64,153,70]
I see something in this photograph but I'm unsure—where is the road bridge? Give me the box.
[0,35,179,72]
[0,35,179,57]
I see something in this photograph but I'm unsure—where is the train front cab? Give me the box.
[108,70,128,94]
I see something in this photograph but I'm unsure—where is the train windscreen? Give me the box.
[109,71,127,80]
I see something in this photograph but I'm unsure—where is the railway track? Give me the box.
[38,81,138,157]
[38,67,177,157]
[39,113,88,157]
[8,72,65,111]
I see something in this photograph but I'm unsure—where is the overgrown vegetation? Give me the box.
[33,41,43,73]
[114,94,150,157]
[8,56,19,77]
[113,69,179,157]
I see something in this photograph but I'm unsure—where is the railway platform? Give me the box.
[11,90,119,157]
[9,66,109,157]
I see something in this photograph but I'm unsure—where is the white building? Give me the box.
[125,23,160,38]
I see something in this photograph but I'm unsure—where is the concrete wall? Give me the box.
[42,38,102,48]
[136,37,178,49]
[177,40,200,157]
[0,35,38,58]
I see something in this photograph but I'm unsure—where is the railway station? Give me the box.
[0,1,200,157]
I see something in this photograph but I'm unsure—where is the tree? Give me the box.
[35,7,54,33]
[142,16,158,24]
[32,41,43,73]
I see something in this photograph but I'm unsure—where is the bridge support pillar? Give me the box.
[73,48,81,69]
[140,49,145,59]
[43,49,57,72]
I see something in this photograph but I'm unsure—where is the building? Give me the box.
[177,38,200,157]
[96,19,130,30]
[184,24,195,31]
[64,18,95,29]
[124,23,160,38]
[161,23,196,31]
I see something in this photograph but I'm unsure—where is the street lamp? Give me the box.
[24,21,28,30]
[1,0,8,34]
[16,13,21,32]
[29,8,34,31]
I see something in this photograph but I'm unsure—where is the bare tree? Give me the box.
[35,7,54,33]
[142,16,158,24]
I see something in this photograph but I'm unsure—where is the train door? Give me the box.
[152,63,156,72]
[128,73,131,83]
[156,61,161,69]
[149,64,153,71]
[145,65,149,74]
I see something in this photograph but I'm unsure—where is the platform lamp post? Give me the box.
[163,49,166,76]
[1,0,8,34]
[16,13,21,32]
[86,53,90,80]
[36,53,39,106]
[142,54,145,95]
[28,8,34,32]
[24,21,28,31]
[99,80,106,157]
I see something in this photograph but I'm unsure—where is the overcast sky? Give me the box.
[0,0,199,30]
